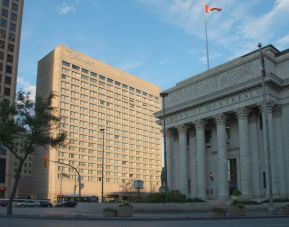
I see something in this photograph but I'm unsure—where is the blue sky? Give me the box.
[18,0,289,97]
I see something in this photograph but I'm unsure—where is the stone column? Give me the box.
[177,125,188,195]
[259,103,278,195]
[195,120,207,200]
[274,105,286,195]
[235,107,251,197]
[249,113,261,197]
[172,132,179,190]
[165,129,173,190]
[188,130,197,197]
[215,114,229,199]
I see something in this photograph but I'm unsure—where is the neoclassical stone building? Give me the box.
[156,45,289,200]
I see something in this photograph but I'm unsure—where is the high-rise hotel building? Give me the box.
[32,46,162,201]
[0,0,24,198]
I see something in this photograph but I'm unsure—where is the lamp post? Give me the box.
[100,128,105,202]
[160,92,169,193]
[258,43,274,211]
[57,161,81,197]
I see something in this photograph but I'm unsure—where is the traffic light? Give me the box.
[43,155,49,168]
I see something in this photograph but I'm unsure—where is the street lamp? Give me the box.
[258,43,274,211]
[57,161,82,197]
[100,128,105,202]
[160,91,169,193]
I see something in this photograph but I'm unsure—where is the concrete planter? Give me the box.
[210,211,226,218]
[118,205,133,217]
[281,206,289,215]
[103,208,117,217]
[228,205,245,217]
[210,207,226,218]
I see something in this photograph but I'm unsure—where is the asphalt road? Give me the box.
[1,217,289,227]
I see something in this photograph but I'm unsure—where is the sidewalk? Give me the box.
[0,207,288,220]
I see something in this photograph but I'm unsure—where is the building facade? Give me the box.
[156,45,289,200]
[30,46,162,201]
[0,0,24,198]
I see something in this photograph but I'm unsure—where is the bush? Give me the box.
[186,197,206,202]
[232,189,241,196]
[211,207,226,214]
[232,199,258,205]
[144,190,187,203]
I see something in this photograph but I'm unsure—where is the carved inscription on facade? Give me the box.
[167,89,259,125]
[166,60,260,108]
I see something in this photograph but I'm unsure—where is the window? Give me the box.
[3,0,9,7]
[0,40,4,49]
[62,61,70,67]
[8,44,14,52]
[7,54,13,63]
[107,78,113,83]
[90,71,97,77]
[72,64,80,70]
[0,29,6,38]
[115,81,121,86]
[1,8,8,17]
[9,23,16,32]
[81,68,88,74]
[12,3,18,12]
[99,74,105,80]
[0,52,3,60]
[4,87,10,96]
[8,33,15,42]
[5,76,11,85]
[11,13,17,21]
[6,65,12,74]
[0,19,7,28]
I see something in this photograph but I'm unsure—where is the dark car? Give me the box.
[55,201,77,207]
[39,200,53,207]
[0,199,8,207]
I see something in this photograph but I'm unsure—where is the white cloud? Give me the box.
[17,77,36,101]
[159,57,172,65]
[276,34,289,49]
[57,2,76,15]
[117,61,144,72]
[200,52,222,65]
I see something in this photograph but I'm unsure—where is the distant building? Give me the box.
[29,46,162,201]
[156,45,289,200]
[0,0,24,198]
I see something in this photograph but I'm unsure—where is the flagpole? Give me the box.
[204,10,210,70]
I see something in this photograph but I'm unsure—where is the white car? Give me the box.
[15,200,41,207]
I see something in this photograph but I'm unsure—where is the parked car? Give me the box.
[15,200,41,207]
[0,199,8,207]
[39,200,53,208]
[55,201,77,207]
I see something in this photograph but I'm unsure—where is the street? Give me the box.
[1,217,289,227]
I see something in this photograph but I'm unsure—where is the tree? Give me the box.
[0,91,66,216]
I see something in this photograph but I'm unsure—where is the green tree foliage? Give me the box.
[0,91,66,215]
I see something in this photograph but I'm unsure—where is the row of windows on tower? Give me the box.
[2,0,19,12]
[0,19,17,32]
[1,7,17,21]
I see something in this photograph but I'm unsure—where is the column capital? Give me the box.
[177,125,188,134]
[194,119,205,129]
[235,107,249,120]
[258,102,274,113]
[165,128,173,137]
[214,113,227,125]
[274,105,282,118]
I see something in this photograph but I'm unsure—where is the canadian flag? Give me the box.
[204,4,222,14]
